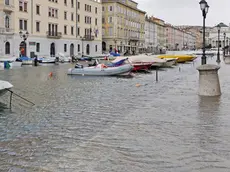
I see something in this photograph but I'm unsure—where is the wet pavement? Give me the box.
[1,57,230,171]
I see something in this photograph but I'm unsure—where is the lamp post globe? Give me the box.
[199,0,207,11]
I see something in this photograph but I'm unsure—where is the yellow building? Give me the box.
[102,0,145,54]
[0,0,102,58]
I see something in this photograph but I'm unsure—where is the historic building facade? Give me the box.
[144,15,157,53]
[0,0,102,58]
[101,0,145,54]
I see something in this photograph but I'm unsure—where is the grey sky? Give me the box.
[136,0,229,27]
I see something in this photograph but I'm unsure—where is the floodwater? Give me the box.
[1,58,230,171]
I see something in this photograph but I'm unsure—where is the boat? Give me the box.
[0,57,22,68]
[67,59,133,76]
[132,62,153,71]
[39,57,56,63]
[0,80,13,96]
[57,53,71,63]
[16,56,33,65]
[112,55,176,68]
[157,54,196,63]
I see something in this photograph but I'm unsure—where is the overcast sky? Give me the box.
[136,0,229,27]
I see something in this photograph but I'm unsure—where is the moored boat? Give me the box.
[157,54,196,63]
[67,59,133,76]
[0,80,13,97]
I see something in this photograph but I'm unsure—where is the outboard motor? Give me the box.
[75,63,83,68]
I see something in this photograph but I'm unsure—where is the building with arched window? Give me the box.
[0,0,102,57]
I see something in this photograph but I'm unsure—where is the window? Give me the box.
[109,17,112,23]
[5,0,9,5]
[36,5,40,15]
[77,27,80,36]
[64,25,67,34]
[36,43,40,52]
[85,4,91,12]
[109,27,113,36]
[78,44,80,52]
[71,0,74,7]
[48,23,58,35]
[85,16,91,24]
[102,18,105,24]
[19,1,27,12]
[95,7,97,14]
[95,18,97,25]
[77,14,80,22]
[102,6,104,11]
[95,45,97,52]
[19,19,27,30]
[71,26,74,35]
[36,21,40,32]
[5,15,9,28]
[49,0,58,3]
[77,2,80,9]
[64,0,67,5]
[64,44,67,52]
[64,11,67,20]
[48,8,58,18]
[109,6,113,11]
[5,42,10,54]
[71,13,74,21]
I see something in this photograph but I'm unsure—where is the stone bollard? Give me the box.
[224,56,230,64]
[197,64,221,96]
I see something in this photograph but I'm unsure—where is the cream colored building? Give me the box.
[101,0,145,54]
[0,0,102,58]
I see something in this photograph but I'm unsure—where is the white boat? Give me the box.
[67,63,133,76]
[0,80,13,96]
[40,57,56,63]
[22,60,33,65]
[57,53,71,63]
[0,57,22,68]
[113,55,176,67]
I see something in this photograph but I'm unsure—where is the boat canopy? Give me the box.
[107,58,128,67]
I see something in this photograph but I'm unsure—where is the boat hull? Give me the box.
[22,60,33,65]
[158,55,195,63]
[67,64,133,76]
[132,63,152,71]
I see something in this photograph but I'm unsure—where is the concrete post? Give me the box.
[224,56,230,64]
[197,64,221,96]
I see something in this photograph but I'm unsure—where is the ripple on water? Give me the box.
[1,60,230,171]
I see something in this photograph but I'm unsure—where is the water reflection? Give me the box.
[198,96,221,150]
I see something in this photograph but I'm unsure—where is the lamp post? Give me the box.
[217,25,221,63]
[223,32,226,56]
[199,0,209,65]
[80,36,84,57]
[19,31,29,57]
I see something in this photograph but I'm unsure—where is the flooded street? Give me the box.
[1,58,230,171]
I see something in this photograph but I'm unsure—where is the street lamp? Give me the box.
[19,31,29,41]
[217,25,221,63]
[199,0,209,65]
[80,36,84,57]
[223,33,226,56]
[19,31,29,57]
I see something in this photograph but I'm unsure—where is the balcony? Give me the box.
[2,4,14,12]
[83,35,95,41]
[0,27,14,34]
[129,36,139,41]
[46,31,62,39]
